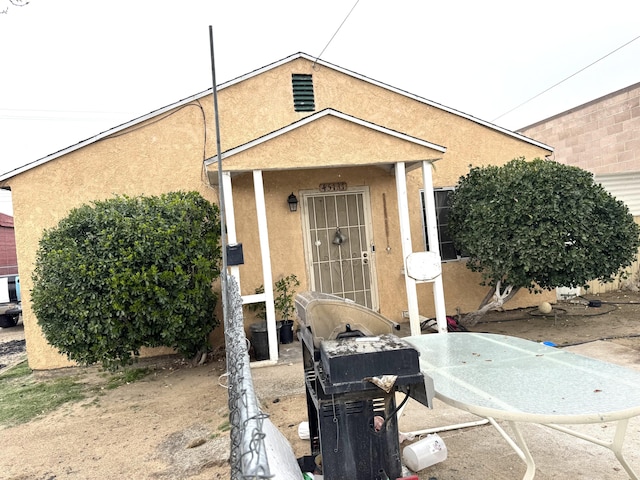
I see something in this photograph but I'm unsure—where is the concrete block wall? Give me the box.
[520,82,640,175]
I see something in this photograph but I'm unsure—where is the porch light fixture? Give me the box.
[287,192,299,212]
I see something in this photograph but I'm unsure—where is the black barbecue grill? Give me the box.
[295,292,434,480]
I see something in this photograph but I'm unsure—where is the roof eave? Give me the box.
[1,52,552,182]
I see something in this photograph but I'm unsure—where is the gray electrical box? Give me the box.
[226,243,244,266]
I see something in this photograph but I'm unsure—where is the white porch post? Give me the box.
[395,162,421,336]
[222,172,241,284]
[422,161,448,333]
[253,170,278,363]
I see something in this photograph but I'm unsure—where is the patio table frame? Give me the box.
[405,332,640,480]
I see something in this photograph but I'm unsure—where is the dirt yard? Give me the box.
[1,291,639,479]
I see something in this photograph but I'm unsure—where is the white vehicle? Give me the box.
[0,274,21,328]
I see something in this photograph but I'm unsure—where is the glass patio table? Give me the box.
[405,332,640,479]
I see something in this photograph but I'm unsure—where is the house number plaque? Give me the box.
[319,182,347,192]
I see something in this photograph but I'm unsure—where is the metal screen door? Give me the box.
[302,189,378,309]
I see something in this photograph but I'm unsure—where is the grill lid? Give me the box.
[295,291,399,348]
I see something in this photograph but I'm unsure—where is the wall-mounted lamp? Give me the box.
[287,192,299,212]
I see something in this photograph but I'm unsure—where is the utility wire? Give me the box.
[0,108,135,114]
[0,109,137,122]
[313,0,360,66]
[492,33,640,123]
[0,115,127,122]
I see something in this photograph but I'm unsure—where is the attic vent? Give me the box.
[292,74,315,112]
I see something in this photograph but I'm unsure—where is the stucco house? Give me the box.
[519,82,640,293]
[0,53,554,370]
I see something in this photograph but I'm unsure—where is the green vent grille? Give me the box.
[292,74,315,112]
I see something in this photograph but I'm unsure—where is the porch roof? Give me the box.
[204,109,446,181]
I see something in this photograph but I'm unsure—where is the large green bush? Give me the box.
[449,158,640,295]
[32,191,221,370]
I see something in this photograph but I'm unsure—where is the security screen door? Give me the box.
[302,188,378,310]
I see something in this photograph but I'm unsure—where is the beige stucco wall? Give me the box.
[215,58,550,175]
[6,106,216,369]
[3,55,555,370]
[219,114,444,172]
[218,57,555,321]
[229,164,555,325]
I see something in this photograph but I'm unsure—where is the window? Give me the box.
[292,74,315,112]
[420,188,465,261]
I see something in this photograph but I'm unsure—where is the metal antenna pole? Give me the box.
[208,26,228,317]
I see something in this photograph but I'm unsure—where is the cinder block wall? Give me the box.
[520,82,640,175]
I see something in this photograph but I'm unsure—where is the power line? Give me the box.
[492,33,640,123]
[0,108,135,114]
[313,0,361,66]
[0,108,138,122]
[0,108,136,122]
[0,115,126,122]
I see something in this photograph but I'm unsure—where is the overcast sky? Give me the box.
[1,0,640,215]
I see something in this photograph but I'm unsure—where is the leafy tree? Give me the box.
[274,274,300,321]
[449,157,640,323]
[32,191,221,370]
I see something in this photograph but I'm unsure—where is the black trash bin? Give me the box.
[250,322,281,361]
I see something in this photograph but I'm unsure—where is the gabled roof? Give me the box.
[204,108,446,174]
[0,52,552,182]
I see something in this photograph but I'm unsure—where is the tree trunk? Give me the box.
[461,281,520,326]
[192,349,208,366]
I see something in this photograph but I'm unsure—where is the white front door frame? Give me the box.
[299,186,379,311]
